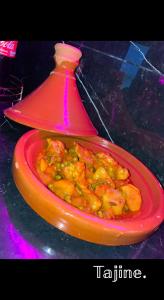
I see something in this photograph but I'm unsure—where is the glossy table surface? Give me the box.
[0,41,164,258]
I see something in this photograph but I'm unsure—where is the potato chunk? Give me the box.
[119,184,142,212]
[93,167,110,181]
[46,139,65,162]
[48,180,75,202]
[78,185,102,212]
[115,165,129,180]
[92,167,115,188]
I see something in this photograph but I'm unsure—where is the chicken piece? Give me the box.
[48,179,75,202]
[96,152,118,169]
[119,184,142,212]
[78,185,102,212]
[61,161,86,184]
[46,138,65,162]
[95,186,125,216]
[74,143,95,165]
[115,165,129,180]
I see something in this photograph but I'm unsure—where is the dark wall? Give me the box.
[11,41,130,97]
[12,41,56,96]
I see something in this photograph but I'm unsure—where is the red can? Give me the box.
[0,41,18,58]
[0,41,18,88]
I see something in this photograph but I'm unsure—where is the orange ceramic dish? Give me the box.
[12,129,164,246]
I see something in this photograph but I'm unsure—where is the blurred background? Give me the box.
[0,41,164,259]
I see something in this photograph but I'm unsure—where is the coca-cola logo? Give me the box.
[0,41,18,58]
[0,41,17,50]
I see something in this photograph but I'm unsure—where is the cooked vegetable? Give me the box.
[77,184,102,212]
[74,143,95,165]
[48,179,75,202]
[116,165,129,180]
[61,161,86,184]
[36,138,142,219]
[119,184,142,212]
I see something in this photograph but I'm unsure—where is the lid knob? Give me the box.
[54,43,82,66]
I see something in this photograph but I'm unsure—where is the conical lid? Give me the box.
[4,43,98,136]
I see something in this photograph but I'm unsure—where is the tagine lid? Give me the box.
[4,43,98,137]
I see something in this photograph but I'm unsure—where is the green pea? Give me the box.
[55,174,62,180]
